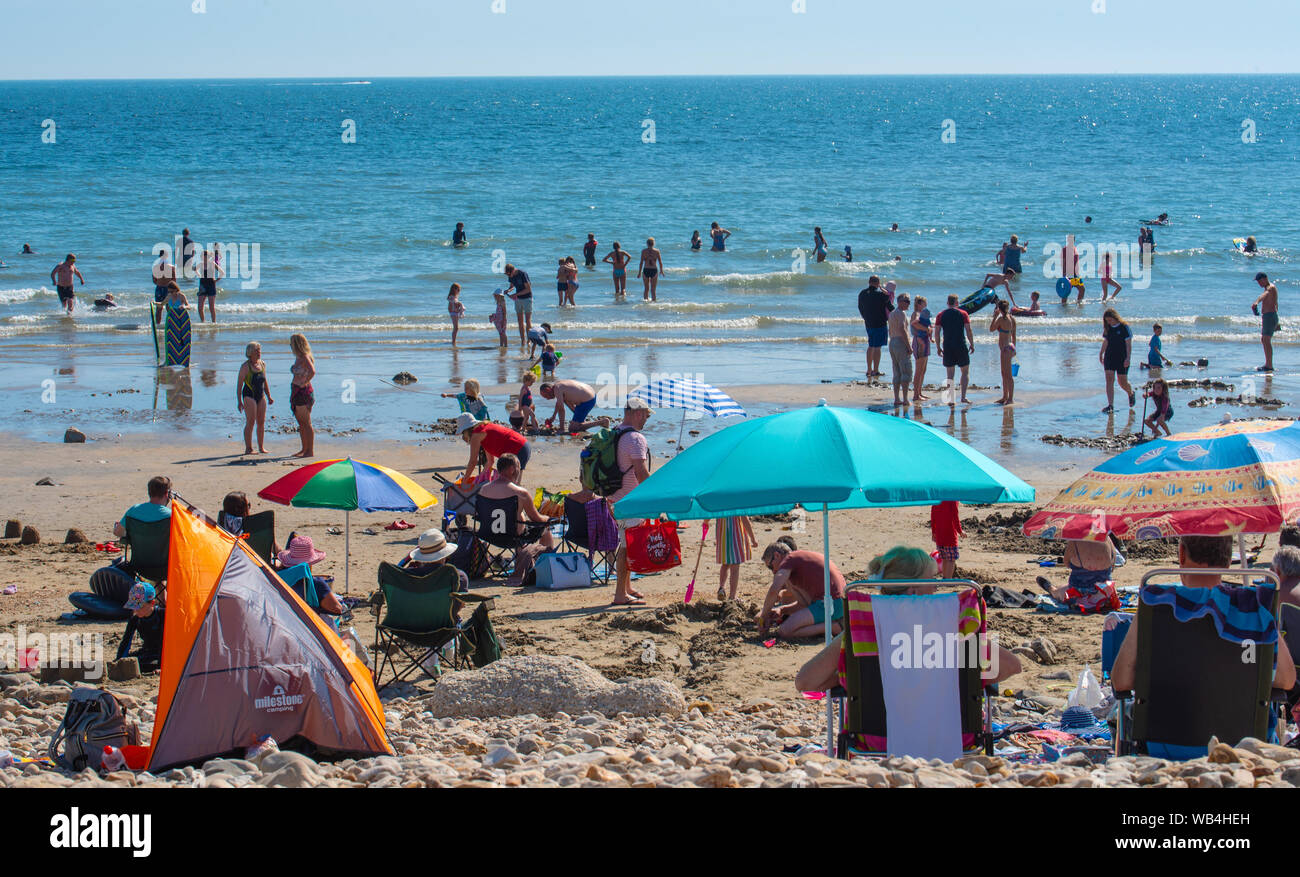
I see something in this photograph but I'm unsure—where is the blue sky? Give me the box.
[4,0,1297,79]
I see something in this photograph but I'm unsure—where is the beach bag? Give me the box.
[534,552,594,590]
[465,602,502,668]
[48,688,138,772]
[625,520,682,574]
[533,488,570,518]
[579,426,636,496]
[449,531,491,580]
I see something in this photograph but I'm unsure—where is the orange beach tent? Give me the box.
[147,503,391,771]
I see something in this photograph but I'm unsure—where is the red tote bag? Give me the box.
[625,520,682,574]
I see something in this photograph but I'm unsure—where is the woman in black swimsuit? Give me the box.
[237,341,274,454]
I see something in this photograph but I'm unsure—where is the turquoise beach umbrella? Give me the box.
[613,401,1034,754]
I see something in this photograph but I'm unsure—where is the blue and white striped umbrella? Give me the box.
[629,378,746,419]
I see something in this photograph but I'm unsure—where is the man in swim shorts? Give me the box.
[196,249,222,323]
[857,275,893,379]
[1253,272,1280,372]
[638,238,664,302]
[583,233,598,268]
[537,379,611,434]
[935,294,975,405]
[50,253,85,315]
[152,248,177,324]
[504,263,533,347]
[887,293,913,406]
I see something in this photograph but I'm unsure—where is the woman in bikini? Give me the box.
[603,242,631,299]
[289,333,316,458]
[236,341,274,454]
[564,256,579,307]
[989,299,1017,405]
[1100,251,1123,301]
[910,295,932,401]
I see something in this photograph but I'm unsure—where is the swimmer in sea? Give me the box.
[1100,251,1122,301]
[452,222,467,247]
[583,234,598,268]
[843,245,853,262]
[21,244,35,255]
[604,241,631,298]
[1244,236,1258,254]
[890,223,899,232]
[709,222,731,252]
[50,253,85,315]
[813,227,828,263]
[690,230,702,251]
[638,237,664,302]
[94,293,117,310]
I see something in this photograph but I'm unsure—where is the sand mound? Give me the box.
[424,655,687,718]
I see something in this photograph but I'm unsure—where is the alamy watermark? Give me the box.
[1042,239,1150,290]
[595,365,707,419]
[1,625,103,681]
[154,238,261,290]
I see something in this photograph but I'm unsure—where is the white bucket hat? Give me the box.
[455,412,479,435]
[408,528,457,564]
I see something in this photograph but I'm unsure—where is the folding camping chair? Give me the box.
[239,510,278,567]
[560,496,618,586]
[121,516,171,585]
[471,493,549,578]
[1113,568,1284,758]
[432,471,487,537]
[372,561,494,691]
[833,580,995,759]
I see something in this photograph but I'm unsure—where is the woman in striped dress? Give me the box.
[716,516,758,602]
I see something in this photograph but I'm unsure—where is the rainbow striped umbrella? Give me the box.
[259,458,437,593]
[1022,419,1300,543]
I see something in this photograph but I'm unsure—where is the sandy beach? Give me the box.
[17,419,1290,789]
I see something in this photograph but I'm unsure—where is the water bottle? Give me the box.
[101,746,126,772]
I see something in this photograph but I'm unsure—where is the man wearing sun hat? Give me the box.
[278,534,344,616]
[402,528,469,593]
[609,396,653,607]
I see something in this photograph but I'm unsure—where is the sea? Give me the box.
[0,76,1296,462]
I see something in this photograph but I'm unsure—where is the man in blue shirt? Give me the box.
[90,476,173,605]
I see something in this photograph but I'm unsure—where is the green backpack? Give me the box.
[579,425,636,496]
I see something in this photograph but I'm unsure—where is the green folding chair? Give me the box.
[121,516,171,584]
[239,510,277,567]
[372,561,493,691]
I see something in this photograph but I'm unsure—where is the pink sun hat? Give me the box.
[278,534,326,567]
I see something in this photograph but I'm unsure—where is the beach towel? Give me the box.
[869,592,964,762]
[845,589,982,657]
[1140,583,1277,646]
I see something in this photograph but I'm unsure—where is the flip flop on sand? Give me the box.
[612,597,645,606]
[384,519,415,531]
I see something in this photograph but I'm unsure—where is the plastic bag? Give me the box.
[1067,666,1103,710]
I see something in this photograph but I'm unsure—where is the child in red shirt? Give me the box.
[930,500,963,579]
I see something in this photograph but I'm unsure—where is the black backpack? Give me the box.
[49,688,138,771]
[449,530,490,581]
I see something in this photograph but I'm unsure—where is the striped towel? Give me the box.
[846,589,984,658]
[1140,584,1277,645]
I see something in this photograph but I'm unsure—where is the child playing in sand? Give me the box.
[448,283,465,345]
[1143,377,1174,437]
[517,372,539,430]
[538,343,560,380]
[930,500,963,579]
[441,378,490,420]
[1142,323,1171,377]
[489,290,509,347]
[716,516,758,601]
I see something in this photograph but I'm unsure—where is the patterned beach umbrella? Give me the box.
[259,458,437,592]
[1022,420,1300,541]
[629,378,745,451]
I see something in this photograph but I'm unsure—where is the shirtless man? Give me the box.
[981,269,1018,308]
[50,254,85,315]
[604,242,632,298]
[476,454,557,550]
[637,237,664,302]
[1253,272,1280,372]
[537,379,611,433]
[886,292,913,407]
